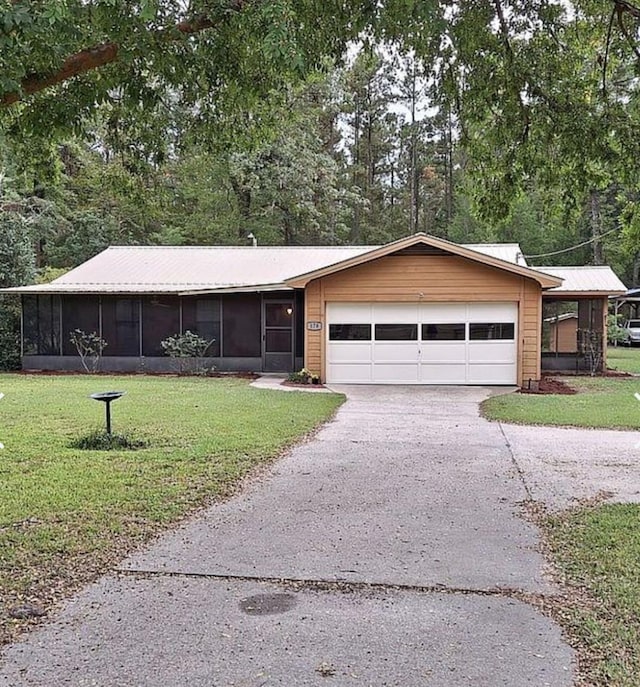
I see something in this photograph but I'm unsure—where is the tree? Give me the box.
[0,0,376,157]
[0,212,36,370]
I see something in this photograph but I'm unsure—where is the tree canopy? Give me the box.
[2,1,640,262]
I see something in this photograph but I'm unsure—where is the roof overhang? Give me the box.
[0,283,292,296]
[284,233,562,289]
[544,291,626,299]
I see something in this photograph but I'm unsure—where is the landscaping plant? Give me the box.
[69,329,108,373]
[160,330,214,374]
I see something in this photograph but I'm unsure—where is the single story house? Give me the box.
[3,233,626,386]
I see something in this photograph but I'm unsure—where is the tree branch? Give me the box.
[602,5,616,98]
[492,0,530,143]
[0,8,244,108]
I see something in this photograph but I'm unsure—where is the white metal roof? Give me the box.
[464,244,526,266]
[10,246,373,294]
[535,266,627,294]
[5,241,529,295]
[2,239,624,296]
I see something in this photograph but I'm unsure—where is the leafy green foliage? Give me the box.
[287,368,320,384]
[161,330,214,374]
[608,315,629,345]
[0,210,36,369]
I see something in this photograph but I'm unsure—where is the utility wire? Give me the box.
[523,226,621,260]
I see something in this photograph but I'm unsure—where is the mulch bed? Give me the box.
[281,380,326,389]
[519,376,577,395]
[19,370,259,379]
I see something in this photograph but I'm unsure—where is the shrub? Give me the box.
[608,313,628,345]
[287,368,320,384]
[160,330,215,375]
[0,296,21,370]
[69,329,108,373]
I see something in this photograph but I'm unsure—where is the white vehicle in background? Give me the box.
[624,319,640,345]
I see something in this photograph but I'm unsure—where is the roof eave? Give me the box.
[545,290,626,298]
[0,282,293,296]
[285,233,561,288]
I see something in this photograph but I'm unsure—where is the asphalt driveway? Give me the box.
[0,385,574,687]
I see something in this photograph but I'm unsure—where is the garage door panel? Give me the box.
[373,342,419,363]
[468,303,517,321]
[372,364,420,383]
[421,342,466,363]
[468,342,516,364]
[467,364,516,384]
[373,303,419,323]
[420,363,468,384]
[327,303,372,324]
[327,363,372,383]
[328,343,372,363]
[420,303,466,321]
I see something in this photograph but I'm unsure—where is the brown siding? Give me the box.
[304,254,543,386]
[548,318,578,353]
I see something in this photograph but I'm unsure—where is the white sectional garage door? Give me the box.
[326,302,518,385]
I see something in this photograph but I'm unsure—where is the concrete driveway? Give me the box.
[1,385,574,687]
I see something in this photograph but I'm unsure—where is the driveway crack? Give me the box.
[118,567,556,604]
[498,421,533,500]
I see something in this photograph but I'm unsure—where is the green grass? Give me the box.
[607,345,640,374]
[0,374,343,641]
[545,504,640,686]
[482,376,640,429]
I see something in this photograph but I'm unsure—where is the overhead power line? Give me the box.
[523,226,621,260]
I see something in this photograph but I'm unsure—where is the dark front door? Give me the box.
[263,299,295,372]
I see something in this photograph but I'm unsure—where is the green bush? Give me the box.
[608,313,628,345]
[160,330,215,374]
[0,296,21,370]
[287,368,320,384]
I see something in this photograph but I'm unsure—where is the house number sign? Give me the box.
[307,321,323,331]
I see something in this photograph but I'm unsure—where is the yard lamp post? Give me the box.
[90,391,125,434]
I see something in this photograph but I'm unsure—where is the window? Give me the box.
[265,302,293,328]
[375,324,418,341]
[469,323,515,340]
[329,324,371,341]
[422,323,465,341]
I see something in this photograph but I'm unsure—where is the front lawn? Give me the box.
[482,376,640,430]
[0,374,343,643]
[607,345,640,374]
[545,504,640,686]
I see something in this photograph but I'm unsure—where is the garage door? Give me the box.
[326,302,518,385]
